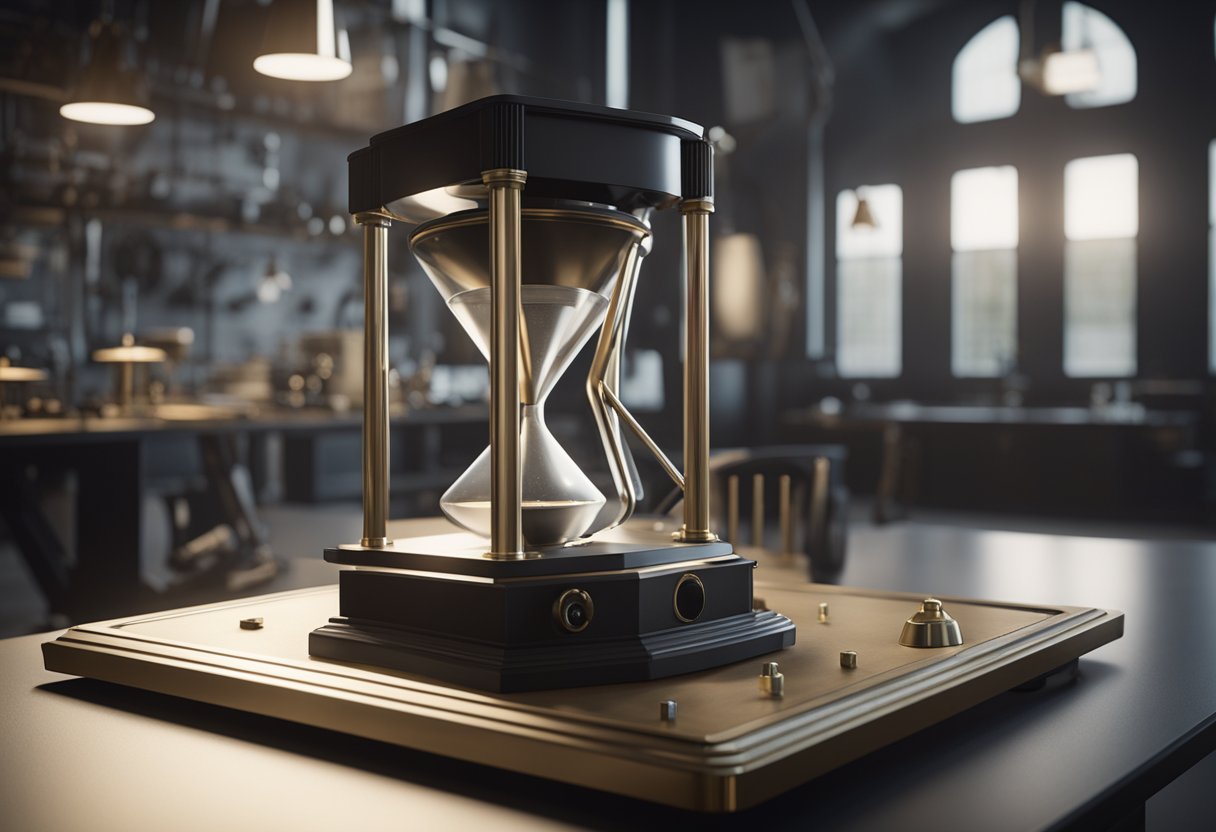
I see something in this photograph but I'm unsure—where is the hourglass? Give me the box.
[311,96,796,691]
[410,203,651,546]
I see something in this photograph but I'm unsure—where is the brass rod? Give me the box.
[483,169,527,559]
[727,475,740,545]
[119,363,134,413]
[752,473,765,549]
[587,241,644,531]
[779,474,793,558]
[356,213,391,549]
[600,382,684,490]
[809,456,830,554]
[678,201,715,542]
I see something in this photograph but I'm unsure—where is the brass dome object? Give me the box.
[899,598,964,648]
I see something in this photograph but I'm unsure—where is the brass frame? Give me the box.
[354,212,392,549]
[678,198,715,542]
[41,582,1123,812]
[482,168,528,559]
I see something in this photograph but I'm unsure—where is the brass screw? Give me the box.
[840,650,858,669]
[818,602,829,623]
[239,617,264,630]
[759,661,785,697]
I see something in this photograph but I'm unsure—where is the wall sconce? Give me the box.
[712,233,765,343]
[60,19,155,125]
[254,0,353,82]
[850,189,877,230]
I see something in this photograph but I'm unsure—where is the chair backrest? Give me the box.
[656,444,849,581]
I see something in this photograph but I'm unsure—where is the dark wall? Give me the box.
[817,0,1216,406]
[626,0,1216,438]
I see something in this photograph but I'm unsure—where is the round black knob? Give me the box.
[554,588,594,633]
[673,573,706,623]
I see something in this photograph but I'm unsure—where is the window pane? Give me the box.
[1062,2,1137,109]
[1211,225,1216,374]
[1210,139,1216,228]
[1065,238,1136,377]
[952,16,1021,124]
[951,166,1019,251]
[1064,153,1138,241]
[953,250,1017,377]
[836,185,902,259]
[837,258,901,378]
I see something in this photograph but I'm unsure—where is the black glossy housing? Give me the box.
[348,95,713,214]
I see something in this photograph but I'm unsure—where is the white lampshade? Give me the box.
[254,0,352,82]
[60,20,156,125]
[1041,49,1100,96]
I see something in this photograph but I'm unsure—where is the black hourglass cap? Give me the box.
[348,95,713,217]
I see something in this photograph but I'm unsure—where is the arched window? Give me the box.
[836,185,902,378]
[952,166,1019,376]
[952,16,1020,124]
[950,7,1140,380]
[1061,2,1137,109]
[1209,140,1215,372]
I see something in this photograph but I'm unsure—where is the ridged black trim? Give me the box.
[681,139,714,200]
[311,610,796,692]
[480,102,526,171]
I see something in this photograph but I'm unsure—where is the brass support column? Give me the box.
[678,197,716,542]
[356,212,392,549]
[483,168,528,559]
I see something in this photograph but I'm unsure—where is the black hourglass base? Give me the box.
[311,532,796,692]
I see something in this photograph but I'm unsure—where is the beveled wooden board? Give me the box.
[42,582,1122,811]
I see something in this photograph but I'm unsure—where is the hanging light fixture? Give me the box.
[1016,0,1102,98]
[254,0,352,82]
[851,189,877,230]
[60,19,155,126]
[1040,47,1100,95]
[257,256,293,303]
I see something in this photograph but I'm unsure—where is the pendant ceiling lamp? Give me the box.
[60,19,155,126]
[254,0,352,82]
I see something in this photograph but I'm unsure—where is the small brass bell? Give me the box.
[899,598,964,648]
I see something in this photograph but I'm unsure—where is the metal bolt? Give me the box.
[922,598,943,613]
[759,661,785,697]
[818,602,829,623]
[239,617,264,630]
[840,650,858,669]
[659,699,678,721]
